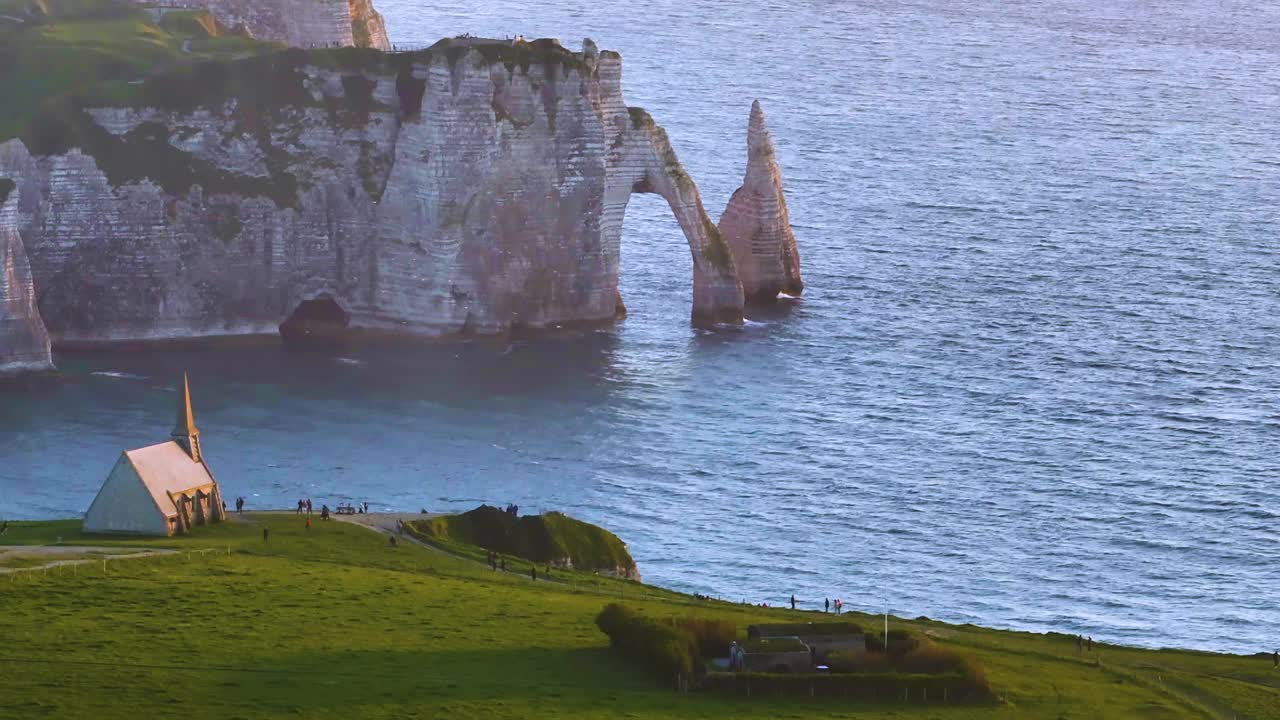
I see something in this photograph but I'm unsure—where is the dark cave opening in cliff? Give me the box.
[279,296,350,348]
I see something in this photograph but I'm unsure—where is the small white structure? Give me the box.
[83,374,227,536]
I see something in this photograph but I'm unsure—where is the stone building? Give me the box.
[83,374,227,536]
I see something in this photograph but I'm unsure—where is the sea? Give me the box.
[2,0,1278,655]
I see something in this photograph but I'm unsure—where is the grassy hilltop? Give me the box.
[1,515,1277,719]
[0,0,278,140]
[407,505,639,577]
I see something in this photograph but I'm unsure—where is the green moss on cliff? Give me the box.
[701,214,734,270]
[627,106,654,130]
[26,108,299,207]
[429,36,589,76]
[157,9,225,38]
[207,202,243,241]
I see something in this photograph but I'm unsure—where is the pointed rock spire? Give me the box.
[718,100,803,304]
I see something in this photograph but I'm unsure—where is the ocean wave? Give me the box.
[90,371,148,380]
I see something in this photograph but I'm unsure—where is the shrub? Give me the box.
[676,617,736,657]
[408,506,636,574]
[898,639,962,674]
[827,650,893,674]
[866,627,919,655]
[595,604,696,678]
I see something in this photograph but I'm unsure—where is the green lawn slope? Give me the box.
[0,515,1275,719]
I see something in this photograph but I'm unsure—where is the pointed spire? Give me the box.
[173,372,199,438]
[171,372,201,461]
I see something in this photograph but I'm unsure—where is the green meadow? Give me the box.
[0,514,1276,719]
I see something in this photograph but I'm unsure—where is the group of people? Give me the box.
[503,504,520,516]
[726,641,747,670]
[296,499,370,518]
[487,551,506,571]
[755,596,846,612]
[234,496,247,513]
[1075,635,1094,653]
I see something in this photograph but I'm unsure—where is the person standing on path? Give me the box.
[825,598,830,613]
[531,566,537,582]
[263,527,270,543]
[1273,649,1278,668]
[790,595,796,611]
[1087,636,1093,652]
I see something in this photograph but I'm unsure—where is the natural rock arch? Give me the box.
[0,39,805,376]
[593,52,745,327]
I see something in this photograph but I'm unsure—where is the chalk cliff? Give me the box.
[142,0,390,49]
[0,37,773,368]
[719,100,803,303]
[0,161,54,376]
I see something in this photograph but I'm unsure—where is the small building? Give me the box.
[740,637,813,673]
[748,623,867,666]
[83,374,227,536]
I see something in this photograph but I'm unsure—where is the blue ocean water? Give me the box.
[2,0,1278,654]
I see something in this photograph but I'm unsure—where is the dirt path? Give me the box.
[0,546,176,574]
[332,512,438,536]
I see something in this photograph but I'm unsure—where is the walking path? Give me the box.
[0,546,175,574]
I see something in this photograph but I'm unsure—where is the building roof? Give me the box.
[124,441,216,517]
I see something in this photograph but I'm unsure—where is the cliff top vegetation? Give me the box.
[0,0,278,140]
[406,504,637,574]
[0,0,596,145]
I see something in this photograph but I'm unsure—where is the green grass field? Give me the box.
[0,0,279,140]
[0,514,1276,719]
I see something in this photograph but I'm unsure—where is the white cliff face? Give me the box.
[0,39,791,366]
[718,100,803,303]
[141,0,390,50]
[0,145,54,375]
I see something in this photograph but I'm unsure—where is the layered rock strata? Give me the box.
[0,37,773,368]
[0,158,54,376]
[143,0,390,49]
[719,100,803,303]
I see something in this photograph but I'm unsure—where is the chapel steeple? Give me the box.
[171,372,201,462]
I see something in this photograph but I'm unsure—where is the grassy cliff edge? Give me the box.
[0,515,1276,719]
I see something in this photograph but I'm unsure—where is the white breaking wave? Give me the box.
[90,371,148,380]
